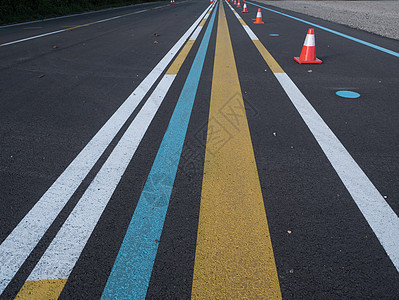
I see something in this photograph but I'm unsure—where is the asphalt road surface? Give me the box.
[1,0,399,299]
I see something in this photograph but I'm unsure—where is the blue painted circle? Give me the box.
[336,90,360,99]
[269,34,279,37]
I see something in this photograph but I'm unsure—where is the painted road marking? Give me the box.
[0,4,212,295]
[101,4,218,299]
[0,29,66,46]
[191,1,281,298]
[15,4,216,299]
[227,1,399,272]
[246,1,399,58]
[0,5,168,47]
[336,90,360,99]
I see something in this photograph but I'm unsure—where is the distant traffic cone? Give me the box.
[242,2,248,13]
[253,8,264,24]
[294,28,322,64]
[234,0,237,5]
[237,0,241,8]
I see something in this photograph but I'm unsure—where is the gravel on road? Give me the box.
[256,1,399,40]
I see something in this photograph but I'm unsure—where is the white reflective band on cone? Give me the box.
[303,34,315,46]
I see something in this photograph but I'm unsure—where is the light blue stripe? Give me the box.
[246,1,399,58]
[101,5,217,300]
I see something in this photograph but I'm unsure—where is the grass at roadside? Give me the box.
[0,0,165,26]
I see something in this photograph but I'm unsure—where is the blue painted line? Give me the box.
[246,1,399,58]
[269,34,279,37]
[100,5,218,300]
[336,90,360,99]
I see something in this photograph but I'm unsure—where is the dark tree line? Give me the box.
[0,0,159,24]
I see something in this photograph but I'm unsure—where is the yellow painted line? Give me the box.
[166,40,195,74]
[66,21,98,30]
[13,5,213,298]
[12,5,212,297]
[167,3,215,74]
[238,17,246,26]
[227,0,399,274]
[15,279,67,299]
[253,40,284,73]
[226,1,284,74]
[191,1,281,299]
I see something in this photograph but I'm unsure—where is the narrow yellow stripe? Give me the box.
[238,17,246,26]
[15,279,67,300]
[166,40,195,75]
[253,40,284,73]
[199,19,207,27]
[192,1,281,299]
[66,22,97,30]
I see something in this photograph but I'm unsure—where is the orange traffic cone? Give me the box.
[171,0,175,4]
[234,0,237,5]
[294,28,322,64]
[242,2,248,13]
[253,8,264,24]
[237,0,241,8]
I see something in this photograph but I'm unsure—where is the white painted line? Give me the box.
[190,27,202,41]
[228,1,258,41]
[0,5,166,46]
[23,3,214,282]
[96,16,122,23]
[227,0,399,272]
[1,30,66,46]
[28,74,177,281]
[275,73,399,271]
[0,4,212,295]
[243,25,258,41]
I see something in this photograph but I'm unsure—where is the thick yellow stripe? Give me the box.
[15,279,67,299]
[191,1,281,299]
[166,40,195,75]
[253,40,284,73]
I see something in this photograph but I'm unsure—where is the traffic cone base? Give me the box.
[294,57,322,64]
[294,28,322,64]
